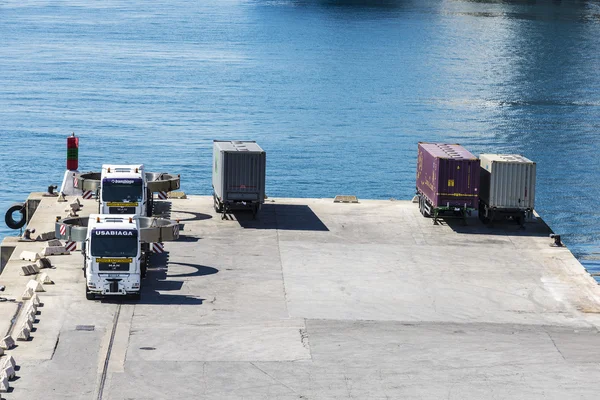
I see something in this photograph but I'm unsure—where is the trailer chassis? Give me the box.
[417,192,474,225]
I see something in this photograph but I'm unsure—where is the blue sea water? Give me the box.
[1,0,599,273]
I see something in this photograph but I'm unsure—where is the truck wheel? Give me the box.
[130,292,141,301]
[85,286,94,300]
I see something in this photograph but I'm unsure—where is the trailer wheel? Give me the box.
[419,196,431,218]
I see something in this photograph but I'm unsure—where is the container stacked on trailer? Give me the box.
[478,154,536,225]
[416,143,480,223]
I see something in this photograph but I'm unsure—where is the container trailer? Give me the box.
[478,154,536,225]
[212,140,266,218]
[416,143,480,223]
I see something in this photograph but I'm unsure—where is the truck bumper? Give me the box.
[88,274,140,295]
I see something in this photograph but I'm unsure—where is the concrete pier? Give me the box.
[1,195,600,399]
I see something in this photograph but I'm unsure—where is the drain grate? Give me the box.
[76,325,95,331]
[139,347,156,351]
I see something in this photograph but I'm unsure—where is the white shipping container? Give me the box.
[212,140,266,205]
[479,154,536,210]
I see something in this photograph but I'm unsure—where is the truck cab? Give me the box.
[100,164,151,216]
[83,214,142,300]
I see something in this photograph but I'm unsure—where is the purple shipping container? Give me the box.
[416,143,480,209]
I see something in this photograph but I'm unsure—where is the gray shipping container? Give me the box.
[479,154,536,210]
[212,140,266,214]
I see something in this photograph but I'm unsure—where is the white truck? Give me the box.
[83,214,143,300]
[56,213,180,300]
[77,165,180,217]
[100,164,151,217]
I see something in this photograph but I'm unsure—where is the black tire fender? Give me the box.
[5,203,26,230]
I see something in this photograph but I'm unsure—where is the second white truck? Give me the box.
[100,164,150,216]
[76,164,180,217]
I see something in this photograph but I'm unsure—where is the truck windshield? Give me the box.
[90,231,138,257]
[102,179,143,202]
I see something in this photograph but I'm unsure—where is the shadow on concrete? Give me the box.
[235,204,329,231]
[168,262,219,278]
[100,253,210,305]
[443,217,553,237]
[176,235,201,242]
[171,210,213,222]
[135,253,217,305]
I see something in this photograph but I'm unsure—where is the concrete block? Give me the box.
[35,231,55,241]
[47,239,62,247]
[26,309,36,324]
[65,201,81,213]
[22,263,40,275]
[23,319,33,332]
[0,372,9,392]
[31,293,41,306]
[0,336,15,350]
[42,246,70,256]
[2,356,16,369]
[21,287,34,300]
[26,279,45,293]
[27,300,38,314]
[16,327,30,341]
[2,363,15,380]
[65,201,81,212]
[37,257,52,269]
[21,265,36,276]
[19,250,41,262]
[39,272,54,285]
